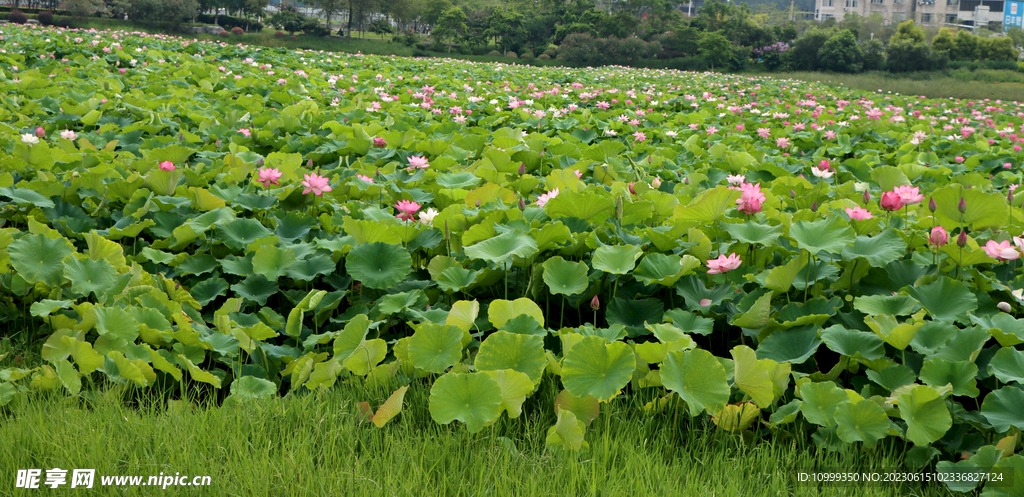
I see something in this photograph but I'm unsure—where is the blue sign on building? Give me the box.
[1005,1,1024,30]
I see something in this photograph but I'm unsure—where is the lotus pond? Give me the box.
[1,23,1024,495]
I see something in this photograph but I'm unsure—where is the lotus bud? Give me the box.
[179,133,184,141]
[307,159,314,169]
[590,295,600,311]
[810,202,818,212]
[373,137,386,148]
[518,197,526,210]
[475,199,481,207]
[652,177,662,188]
[629,182,636,195]
[929,226,948,247]
[35,127,45,138]
[818,158,830,171]
[957,230,968,248]
[998,301,1012,313]
[256,158,264,167]
[928,197,937,213]
[216,139,221,148]
[1010,190,1015,204]
[790,189,797,198]
[959,197,967,213]
[518,163,526,175]
[616,195,623,222]
[684,177,689,185]
[862,190,870,204]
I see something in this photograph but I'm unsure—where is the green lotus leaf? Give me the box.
[929,325,990,362]
[230,275,279,306]
[790,215,856,255]
[488,298,545,328]
[275,211,315,241]
[981,454,1024,497]
[931,185,1009,232]
[853,294,920,316]
[428,372,504,433]
[730,291,773,329]
[252,244,297,282]
[436,266,481,293]
[189,275,229,306]
[919,358,979,397]
[592,245,642,275]
[436,171,481,189]
[500,314,547,336]
[834,399,892,448]
[9,233,74,287]
[763,255,808,293]
[606,298,664,338]
[376,290,428,316]
[345,242,412,290]
[866,364,917,392]
[333,314,370,362]
[445,300,479,333]
[54,359,81,395]
[674,275,736,311]
[723,220,783,246]
[662,308,715,336]
[0,186,55,208]
[30,299,73,318]
[768,399,802,426]
[981,387,1024,433]
[798,381,848,427]
[63,254,117,299]
[841,229,907,268]
[756,325,821,365]
[909,320,958,356]
[906,276,978,323]
[661,348,730,416]
[561,336,636,402]
[988,348,1024,385]
[820,325,886,361]
[408,323,464,373]
[545,407,587,451]
[229,376,278,402]
[730,345,774,408]
[544,189,615,223]
[285,255,337,281]
[214,218,273,251]
[474,331,546,384]
[670,186,741,223]
[632,253,690,286]
[553,389,601,426]
[483,369,534,418]
[711,402,761,432]
[972,313,1024,347]
[898,385,953,445]
[936,445,1004,493]
[865,314,923,350]
[465,230,538,267]
[343,338,387,376]
[541,256,589,295]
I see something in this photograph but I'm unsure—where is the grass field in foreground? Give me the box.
[1,379,939,497]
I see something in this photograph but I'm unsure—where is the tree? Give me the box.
[891,20,925,43]
[886,39,945,72]
[269,4,305,34]
[485,7,526,54]
[434,6,467,52]
[313,0,344,34]
[423,0,454,27]
[698,30,732,70]
[931,28,955,54]
[818,29,863,72]
[59,0,104,17]
[862,38,885,70]
[980,37,1018,61]
[369,19,393,39]
[952,30,978,60]
[347,0,376,37]
[786,27,833,71]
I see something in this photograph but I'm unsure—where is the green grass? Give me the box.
[1,374,943,497]
[768,70,1024,102]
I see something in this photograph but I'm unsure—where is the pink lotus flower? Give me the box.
[699,298,712,306]
[59,130,77,140]
[159,161,176,171]
[394,199,421,221]
[357,174,374,183]
[706,253,742,274]
[955,156,965,163]
[880,191,903,211]
[373,137,387,147]
[536,188,560,207]
[633,131,647,143]
[984,240,1021,261]
[407,155,429,169]
[301,173,332,196]
[930,226,948,247]
[257,167,282,187]
[894,185,924,205]
[776,137,791,148]
[845,207,873,220]
[736,183,765,215]
[239,128,251,137]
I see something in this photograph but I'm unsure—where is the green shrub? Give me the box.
[488,50,502,56]
[537,53,551,60]
[887,40,947,73]
[37,10,53,25]
[818,30,863,73]
[8,8,27,24]
[543,47,558,58]
[505,51,518,58]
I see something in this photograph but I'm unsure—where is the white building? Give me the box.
[815,0,1004,27]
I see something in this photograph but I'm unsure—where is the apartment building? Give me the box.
[815,0,1003,27]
